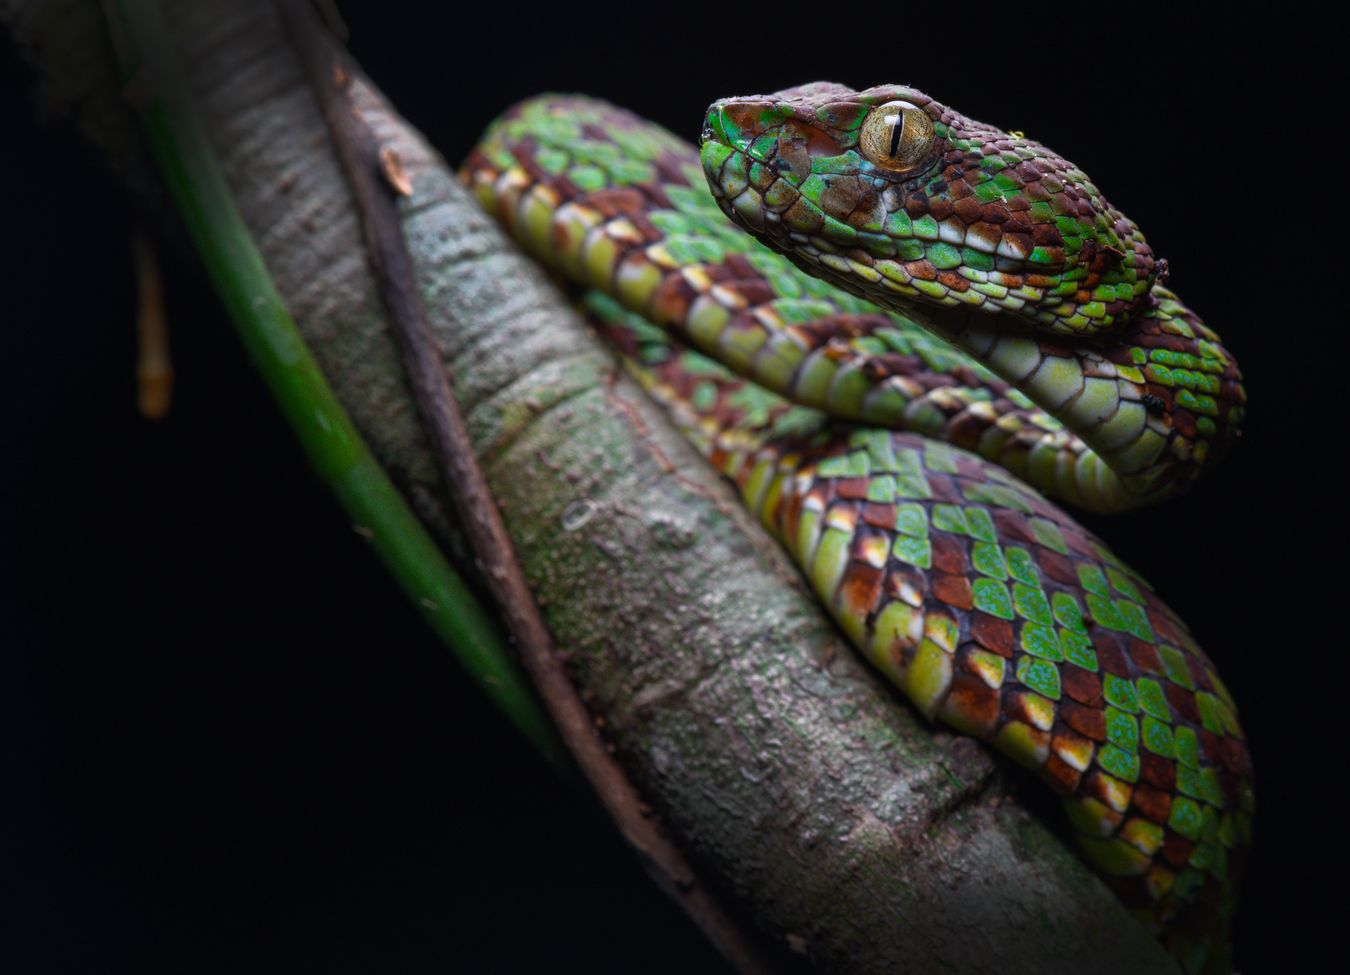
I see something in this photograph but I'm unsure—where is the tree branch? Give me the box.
[272,2,783,971]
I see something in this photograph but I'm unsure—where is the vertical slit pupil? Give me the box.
[887,112,906,158]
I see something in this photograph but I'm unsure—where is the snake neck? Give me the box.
[778,238,1249,511]
[941,285,1245,507]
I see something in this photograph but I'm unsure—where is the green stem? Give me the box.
[102,0,565,765]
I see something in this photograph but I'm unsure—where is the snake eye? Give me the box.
[858,101,936,174]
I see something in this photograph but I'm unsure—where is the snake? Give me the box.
[461,82,1252,973]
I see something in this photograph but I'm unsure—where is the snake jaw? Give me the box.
[703,83,1164,339]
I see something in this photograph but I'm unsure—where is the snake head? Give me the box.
[701,82,1159,335]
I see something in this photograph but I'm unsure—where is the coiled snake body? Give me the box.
[463,83,1252,972]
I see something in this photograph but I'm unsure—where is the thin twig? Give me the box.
[102,0,562,763]
[133,222,173,420]
[273,3,784,972]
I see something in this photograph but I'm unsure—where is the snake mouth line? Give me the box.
[700,91,1167,341]
[696,135,1067,336]
[699,136,1008,328]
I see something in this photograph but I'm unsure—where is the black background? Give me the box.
[2,4,1340,971]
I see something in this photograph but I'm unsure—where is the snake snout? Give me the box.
[701,97,773,156]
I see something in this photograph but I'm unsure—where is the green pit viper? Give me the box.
[462,82,1251,973]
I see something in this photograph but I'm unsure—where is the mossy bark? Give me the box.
[3,2,1179,972]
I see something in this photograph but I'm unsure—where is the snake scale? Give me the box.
[462,83,1252,972]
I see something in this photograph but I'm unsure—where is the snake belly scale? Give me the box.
[462,84,1252,973]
